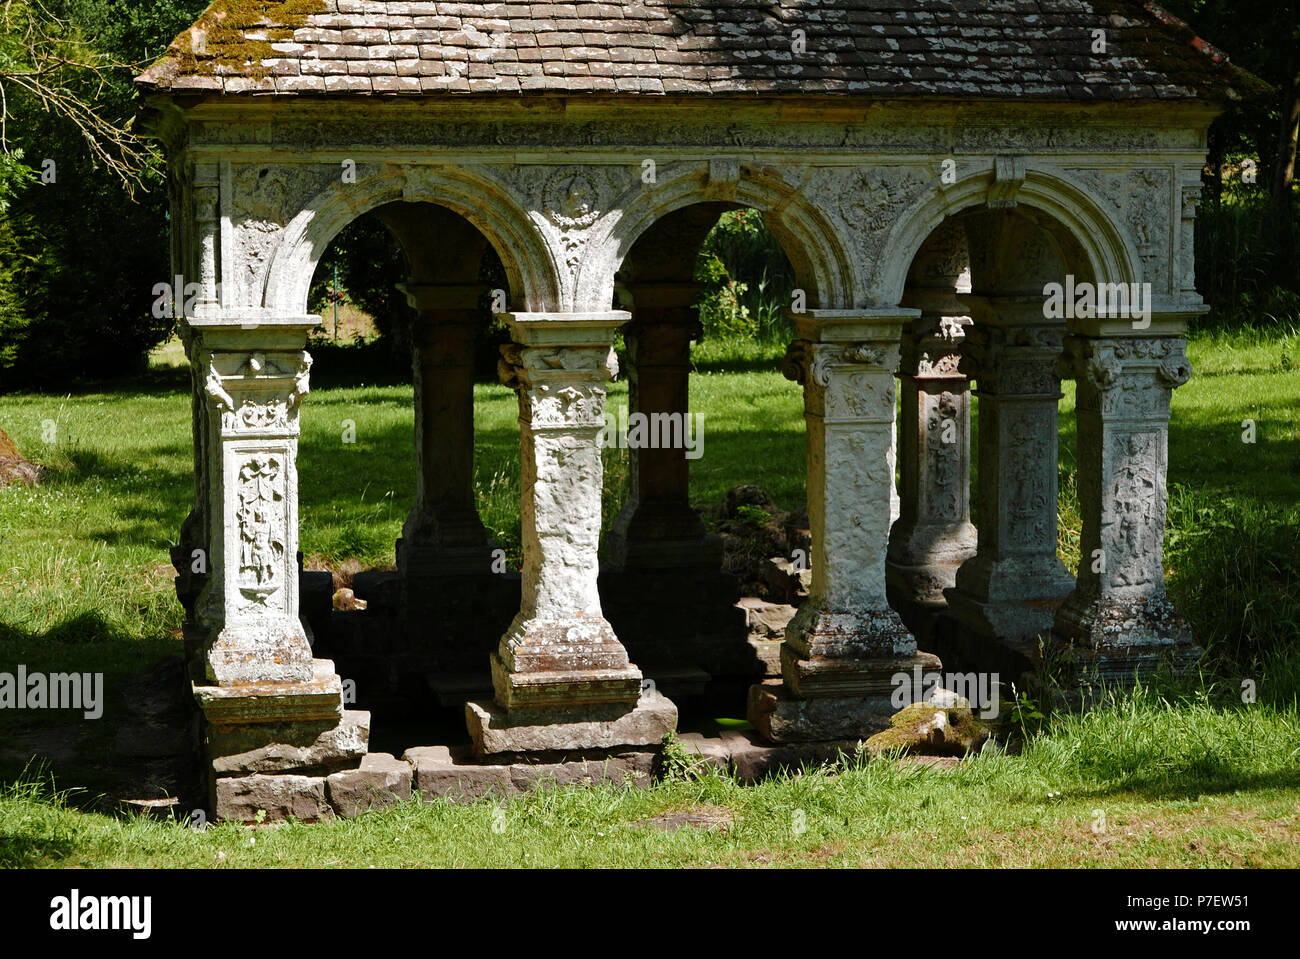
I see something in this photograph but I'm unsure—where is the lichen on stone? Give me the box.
[163,0,327,80]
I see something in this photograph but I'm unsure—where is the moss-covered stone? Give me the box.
[160,0,328,80]
[863,700,990,758]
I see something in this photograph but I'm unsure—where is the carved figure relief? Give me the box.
[925,392,961,520]
[1105,433,1160,587]
[1007,415,1050,547]
[236,454,286,604]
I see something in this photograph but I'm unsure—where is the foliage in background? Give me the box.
[1161,0,1300,329]
[0,0,206,390]
[693,209,795,345]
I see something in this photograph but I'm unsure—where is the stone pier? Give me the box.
[1053,312,1201,683]
[748,310,941,743]
[179,312,370,820]
[942,298,1075,673]
[465,312,678,757]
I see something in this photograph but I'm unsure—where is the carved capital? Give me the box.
[499,343,616,430]
[202,350,312,436]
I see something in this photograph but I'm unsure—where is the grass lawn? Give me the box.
[0,327,1297,867]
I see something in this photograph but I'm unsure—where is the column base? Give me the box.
[194,658,376,822]
[492,613,642,710]
[780,605,918,697]
[397,537,498,579]
[196,617,316,687]
[1053,593,1202,685]
[747,667,937,743]
[465,688,677,758]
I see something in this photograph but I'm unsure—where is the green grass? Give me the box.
[3,682,1297,868]
[0,327,1297,866]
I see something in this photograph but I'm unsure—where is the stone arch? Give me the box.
[877,164,1142,309]
[573,161,856,311]
[262,164,561,315]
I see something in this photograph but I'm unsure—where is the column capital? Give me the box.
[900,313,971,380]
[1064,334,1191,396]
[199,348,312,438]
[789,307,920,344]
[960,321,1067,396]
[496,311,630,348]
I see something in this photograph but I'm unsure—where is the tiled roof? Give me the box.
[137,0,1263,101]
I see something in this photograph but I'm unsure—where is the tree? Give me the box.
[0,0,206,390]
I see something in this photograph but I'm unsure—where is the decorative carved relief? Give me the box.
[1104,432,1162,588]
[235,453,286,605]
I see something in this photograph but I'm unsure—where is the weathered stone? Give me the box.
[506,750,656,791]
[215,774,334,822]
[863,701,990,757]
[195,659,344,726]
[721,729,858,782]
[403,745,512,802]
[465,689,677,757]
[211,710,370,776]
[747,681,897,743]
[326,752,412,816]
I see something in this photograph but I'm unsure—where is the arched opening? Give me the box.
[294,200,523,740]
[890,203,1097,684]
[597,200,809,718]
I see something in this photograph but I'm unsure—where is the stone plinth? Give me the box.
[465,688,677,758]
[748,310,941,742]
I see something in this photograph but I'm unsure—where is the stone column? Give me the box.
[943,298,1074,661]
[605,283,719,570]
[887,303,977,624]
[464,312,676,757]
[1054,315,1200,682]
[395,283,494,576]
[748,310,941,743]
[183,314,367,818]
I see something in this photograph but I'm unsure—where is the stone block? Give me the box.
[465,689,677,757]
[403,745,512,802]
[326,752,412,816]
[506,750,656,791]
[721,729,858,782]
[195,659,344,726]
[747,680,897,743]
[210,710,370,776]
[215,774,333,822]
[673,732,731,773]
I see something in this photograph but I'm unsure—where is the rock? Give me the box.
[326,753,412,816]
[464,689,677,758]
[215,774,333,822]
[332,588,367,611]
[211,709,370,776]
[403,745,512,802]
[723,484,777,518]
[863,701,990,757]
[0,426,39,488]
[927,687,970,710]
